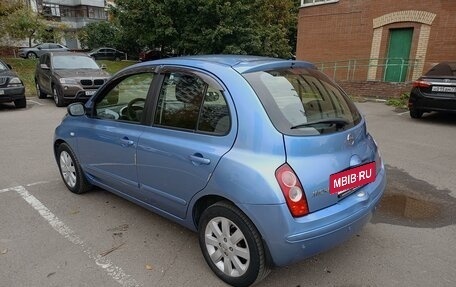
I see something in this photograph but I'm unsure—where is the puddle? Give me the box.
[372,165,456,228]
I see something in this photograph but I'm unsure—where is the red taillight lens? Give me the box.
[275,164,309,217]
[412,80,431,88]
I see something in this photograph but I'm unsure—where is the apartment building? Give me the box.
[29,0,108,48]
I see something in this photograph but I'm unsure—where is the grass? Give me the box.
[386,93,410,110]
[3,58,136,96]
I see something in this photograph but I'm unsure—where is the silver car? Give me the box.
[18,43,69,59]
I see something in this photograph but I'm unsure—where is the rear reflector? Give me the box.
[275,164,309,217]
[412,80,431,88]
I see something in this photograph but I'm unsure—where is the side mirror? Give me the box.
[37,46,42,50]
[67,103,86,116]
[7,64,12,69]
[100,64,107,70]
[40,63,50,70]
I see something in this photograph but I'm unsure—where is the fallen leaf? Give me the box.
[47,272,56,278]
[145,264,153,270]
[69,210,80,215]
[1,249,7,254]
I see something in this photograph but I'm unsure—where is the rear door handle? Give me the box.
[120,137,134,147]
[189,153,211,165]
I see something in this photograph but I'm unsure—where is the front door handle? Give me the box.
[120,137,134,147]
[189,153,211,165]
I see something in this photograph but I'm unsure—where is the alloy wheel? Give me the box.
[60,150,77,188]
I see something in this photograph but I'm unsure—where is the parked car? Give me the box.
[87,47,125,61]
[138,49,177,62]
[54,55,386,287]
[35,52,110,107]
[18,43,68,59]
[409,61,456,118]
[0,58,26,108]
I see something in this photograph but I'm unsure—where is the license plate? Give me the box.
[432,86,456,93]
[329,162,376,195]
[85,90,96,96]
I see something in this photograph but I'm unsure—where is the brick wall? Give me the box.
[338,80,412,99]
[297,0,456,80]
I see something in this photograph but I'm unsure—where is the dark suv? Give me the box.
[35,52,110,107]
[0,58,26,108]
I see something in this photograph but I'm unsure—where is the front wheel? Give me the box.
[198,202,270,287]
[53,86,65,107]
[14,98,26,108]
[57,143,92,194]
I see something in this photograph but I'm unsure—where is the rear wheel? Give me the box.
[57,143,92,194]
[27,52,37,59]
[36,82,47,99]
[14,98,26,108]
[410,108,423,119]
[198,201,270,287]
[53,86,65,107]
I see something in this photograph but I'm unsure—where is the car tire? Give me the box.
[198,201,270,287]
[53,85,65,107]
[36,82,47,99]
[27,52,37,59]
[14,98,26,108]
[409,108,423,119]
[57,143,92,194]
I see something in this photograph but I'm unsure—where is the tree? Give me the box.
[79,21,119,49]
[5,6,47,47]
[110,0,298,58]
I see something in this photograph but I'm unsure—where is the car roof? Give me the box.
[46,52,90,57]
[134,54,315,74]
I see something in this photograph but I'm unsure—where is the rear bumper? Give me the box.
[0,87,25,103]
[241,166,386,267]
[409,88,456,113]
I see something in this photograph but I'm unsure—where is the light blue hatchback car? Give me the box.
[54,55,386,287]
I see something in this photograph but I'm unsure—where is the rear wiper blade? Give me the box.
[290,118,349,129]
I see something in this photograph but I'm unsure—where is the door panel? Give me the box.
[77,72,155,198]
[385,28,413,82]
[137,71,235,219]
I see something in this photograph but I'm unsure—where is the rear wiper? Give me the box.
[290,118,349,129]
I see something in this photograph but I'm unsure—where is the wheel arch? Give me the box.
[191,194,274,266]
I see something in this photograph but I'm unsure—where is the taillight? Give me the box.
[275,164,309,217]
[412,80,431,88]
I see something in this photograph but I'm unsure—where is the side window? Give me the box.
[95,73,154,123]
[40,44,50,49]
[45,55,51,67]
[49,44,59,49]
[153,72,230,134]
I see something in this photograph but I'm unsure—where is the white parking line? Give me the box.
[8,185,142,287]
[27,99,45,106]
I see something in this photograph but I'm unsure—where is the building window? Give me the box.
[87,6,107,19]
[300,0,339,7]
[42,3,60,17]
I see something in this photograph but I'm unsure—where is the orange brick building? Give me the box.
[296,0,456,84]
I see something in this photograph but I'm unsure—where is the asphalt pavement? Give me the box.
[0,98,455,287]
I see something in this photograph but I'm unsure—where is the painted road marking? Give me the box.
[3,185,142,287]
[27,99,45,106]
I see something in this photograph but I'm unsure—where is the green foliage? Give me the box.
[110,0,297,58]
[4,7,47,47]
[79,21,119,49]
[386,93,410,109]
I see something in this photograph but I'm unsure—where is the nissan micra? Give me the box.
[54,55,386,287]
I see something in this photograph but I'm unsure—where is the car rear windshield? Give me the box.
[243,68,361,136]
[425,62,456,77]
[53,55,100,70]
